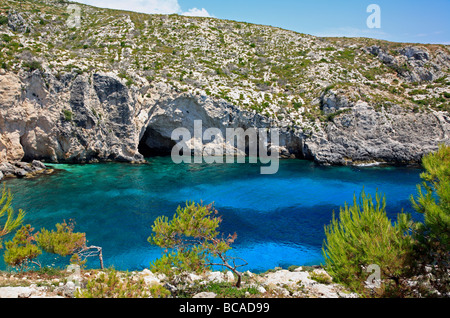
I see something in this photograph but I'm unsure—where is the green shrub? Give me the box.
[323,84,336,94]
[363,73,375,81]
[434,76,447,84]
[4,220,103,270]
[3,225,42,270]
[336,49,355,62]
[62,109,73,121]
[0,186,25,248]
[292,102,302,111]
[204,282,259,298]
[1,34,12,43]
[75,269,170,298]
[36,221,86,258]
[287,265,300,272]
[0,16,8,25]
[410,144,450,295]
[149,202,246,287]
[322,190,414,297]
[23,61,42,72]
[409,89,428,96]
[309,271,332,285]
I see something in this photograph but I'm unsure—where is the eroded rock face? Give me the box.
[0,69,448,167]
[304,102,450,165]
[0,70,304,165]
[0,71,145,164]
[366,45,447,83]
[138,88,303,158]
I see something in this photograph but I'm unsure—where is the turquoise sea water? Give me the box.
[0,158,423,273]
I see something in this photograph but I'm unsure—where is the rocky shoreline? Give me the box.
[0,266,358,299]
[0,160,51,181]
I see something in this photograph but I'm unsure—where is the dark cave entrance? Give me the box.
[138,126,176,158]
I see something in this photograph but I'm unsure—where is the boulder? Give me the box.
[15,161,33,172]
[13,167,28,178]
[400,46,430,61]
[225,271,235,283]
[0,287,36,298]
[192,292,216,298]
[262,270,313,288]
[7,10,29,33]
[205,271,226,283]
[32,160,47,171]
[140,269,162,286]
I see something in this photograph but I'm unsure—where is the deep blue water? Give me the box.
[0,158,423,273]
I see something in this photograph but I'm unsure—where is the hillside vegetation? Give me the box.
[1,0,449,128]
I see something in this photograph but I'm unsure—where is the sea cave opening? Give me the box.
[138,126,176,158]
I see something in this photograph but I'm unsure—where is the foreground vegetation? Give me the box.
[0,265,346,298]
[323,144,449,297]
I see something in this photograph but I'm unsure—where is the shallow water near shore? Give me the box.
[0,158,423,273]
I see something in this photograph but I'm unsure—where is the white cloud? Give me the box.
[182,7,212,18]
[74,0,211,17]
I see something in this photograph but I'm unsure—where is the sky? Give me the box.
[74,0,450,44]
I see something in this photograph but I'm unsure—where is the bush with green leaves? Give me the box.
[410,144,450,295]
[22,60,42,72]
[322,190,415,297]
[74,269,171,298]
[62,109,73,122]
[3,224,42,270]
[149,202,247,287]
[309,271,333,285]
[0,186,25,248]
[36,221,86,258]
[202,281,259,298]
[3,220,104,270]
[323,145,450,298]
[0,16,8,26]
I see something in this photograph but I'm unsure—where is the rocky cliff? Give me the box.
[0,70,302,165]
[0,0,449,174]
